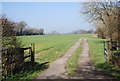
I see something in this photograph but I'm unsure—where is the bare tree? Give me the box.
[81,1,120,42]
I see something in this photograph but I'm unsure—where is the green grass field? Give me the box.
[20,34,84,63]
[20,35,82,53]
[4,34,120,79]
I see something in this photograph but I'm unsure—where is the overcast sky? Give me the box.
[2,2,94,34]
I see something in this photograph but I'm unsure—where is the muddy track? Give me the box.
[36,39,82,79]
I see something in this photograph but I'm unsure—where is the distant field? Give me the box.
[19,34,90,64]
[19,34,85,53]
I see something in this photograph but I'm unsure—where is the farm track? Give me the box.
[35,38,113,79]
[67,38,113,79]
[36,38,82,79]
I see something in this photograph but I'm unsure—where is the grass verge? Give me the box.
[66,40,83,75]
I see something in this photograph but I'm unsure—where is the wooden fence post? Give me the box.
[31,43,35,63]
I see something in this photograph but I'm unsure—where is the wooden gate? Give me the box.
[2,43,35,77]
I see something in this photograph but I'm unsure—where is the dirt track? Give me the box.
[67,38,113,79]
[36,38,113,79]
[36,39,82,79]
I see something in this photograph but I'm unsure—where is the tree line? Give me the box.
[14,21,44,36]
[71,29,94,34]
[1,17,44,36]
[1,16,44,49]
